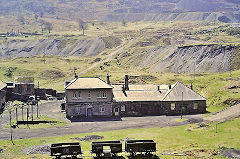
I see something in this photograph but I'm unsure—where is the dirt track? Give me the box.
[204,103,240,122]
[0,101,203,140]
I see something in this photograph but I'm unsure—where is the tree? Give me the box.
[39,20,45,33]
[34,14,39,22]
[17,15,25,25]
[122,19,126,26]
[77,19,87,35]
[44,22,53,33]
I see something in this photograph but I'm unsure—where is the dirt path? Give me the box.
[51,38,137,88]
[204,103,240,122]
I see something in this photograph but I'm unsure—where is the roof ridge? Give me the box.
[161,81,179,101]
[97,77,113,88]
[179,82,207,100]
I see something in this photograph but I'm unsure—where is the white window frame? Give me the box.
[193,103,198,110]
[78,91,82,99]
[171,103,176,111]
[99,106,105,112]
[88,91,91,99]
[75,107,81,115]
[73,91,77,99]
[102,91,107,99]
[121,105,126,112]
[97,91,102,99]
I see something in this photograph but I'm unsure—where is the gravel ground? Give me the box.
[0,101,206,140]
[220,149,240,159]
[22,145,50,154]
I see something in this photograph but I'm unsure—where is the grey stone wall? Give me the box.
[66,102,113,118]
[113,100,206,117]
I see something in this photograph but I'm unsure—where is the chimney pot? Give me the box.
[107,74,110,84]
[158,85,161,93]
[169,85,172,90]
[125,75,129,91]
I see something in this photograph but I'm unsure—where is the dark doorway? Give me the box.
[87,108,93,117]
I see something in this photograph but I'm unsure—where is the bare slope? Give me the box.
[140,45,237,73]
[0,39,106,57]
[0,0,240,22]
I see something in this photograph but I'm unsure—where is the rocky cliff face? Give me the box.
[141,45,237,73]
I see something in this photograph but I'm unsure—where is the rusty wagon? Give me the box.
[50,142,82,159]
[125,140,156,156]
[91,140,122,158]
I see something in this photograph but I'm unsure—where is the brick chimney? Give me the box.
[125,75,129,91]
[107,73,110,85]
[158,85,161,93]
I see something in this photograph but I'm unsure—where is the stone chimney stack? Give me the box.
[158,85,161,93]
[125,75,129,91]
[107,74,110,85]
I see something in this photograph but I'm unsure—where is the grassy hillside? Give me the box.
[0,55,239,114]
[0,118,240,158]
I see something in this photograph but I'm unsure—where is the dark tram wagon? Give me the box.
[125,140,156,156]
[50,142,82,159]
[91,140,122,158]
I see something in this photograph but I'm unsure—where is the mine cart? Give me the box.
[125,140,156,156]
[50,142,82,159]
[92,140,122,158]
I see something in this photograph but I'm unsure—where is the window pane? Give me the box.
[171,103,176,110]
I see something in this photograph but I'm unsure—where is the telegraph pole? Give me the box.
[194,62,196,82]
[22,105,24,121]
[181,92,183,119]
[9,110,14,145]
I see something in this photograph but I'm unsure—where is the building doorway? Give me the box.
[114,107,120,116]
[87,108,93,117]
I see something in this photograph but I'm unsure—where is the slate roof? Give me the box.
[65,77,113,90]
[162,81,206,101]
[0,81,7,90]
[112,82,206,102]
[112,84,169,102]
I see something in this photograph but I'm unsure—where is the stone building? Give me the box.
[65,76,207,118]
[0,81,7,111]
[6,77,35,102]
[65,77,113,118]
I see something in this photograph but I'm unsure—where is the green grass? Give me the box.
[5,115,66,129]
[174,118,188,122]
[0,118,240,159]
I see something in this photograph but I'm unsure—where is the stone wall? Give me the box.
[112,100,206,116]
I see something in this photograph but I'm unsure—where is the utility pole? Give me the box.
[22,105,24,121]
[15,107,18,123]
[181,92,183,119]
[229,53,232,78]
[9,110,14,145]
[27,107,29,128]
[216,123,218,133]
[194,62,196,82]
[36,98,39,118]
